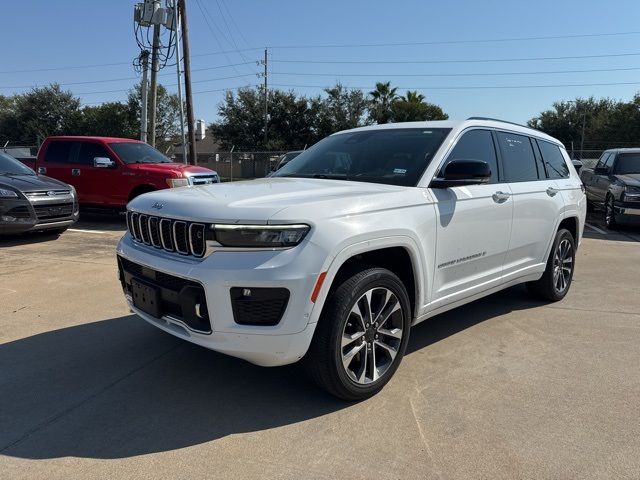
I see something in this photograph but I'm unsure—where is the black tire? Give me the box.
[604,195,618,230]
[526,228,576,302]
[304,267,411,401]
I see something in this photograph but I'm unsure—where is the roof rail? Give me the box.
[466,116,534,130]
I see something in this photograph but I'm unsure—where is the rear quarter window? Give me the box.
[538,140,570,179]
[44,141,73,163]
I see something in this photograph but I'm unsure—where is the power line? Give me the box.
[272,51,640,65]
[271,66,640,78]
[266,30,640,49]
[270,81,640,91]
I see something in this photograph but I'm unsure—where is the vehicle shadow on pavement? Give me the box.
[1,286,542,460]
[0,230,64,247]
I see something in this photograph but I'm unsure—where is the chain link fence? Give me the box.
[186,151,291,181]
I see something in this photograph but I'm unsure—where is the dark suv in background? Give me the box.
[0,152,78,235]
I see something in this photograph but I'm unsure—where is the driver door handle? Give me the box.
[492,191,510,203]
[546,187,559,197]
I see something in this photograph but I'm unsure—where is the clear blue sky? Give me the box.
[2,0,640,125]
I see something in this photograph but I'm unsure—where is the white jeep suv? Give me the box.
[117,118,586,400]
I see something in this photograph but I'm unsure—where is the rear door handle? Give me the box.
[492,191,510,203]
[546,187,558,197]
[71,168,81,177]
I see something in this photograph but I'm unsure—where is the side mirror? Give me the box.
[571,159,583,173]
[94,157,116,169]
[593,166,608,175]
[430,159,491,188]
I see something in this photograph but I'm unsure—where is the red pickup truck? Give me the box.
[21,136,218,208]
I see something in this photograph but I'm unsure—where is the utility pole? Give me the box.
[263,48,268,148]
[579,110,586,156]
[173,0,187,164]
[179,0,197,165]
[139,50,150,142]
[148,19,161,147]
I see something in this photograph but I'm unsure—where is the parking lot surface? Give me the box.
[1,212,639,479]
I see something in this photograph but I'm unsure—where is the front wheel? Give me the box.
[526,228,576,302]
[604,195,619,230]
[304,267,411,401]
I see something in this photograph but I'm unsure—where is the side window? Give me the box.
[442,129,499,183]
[538,140,570,179]
[603,153,616,171]
[44,141,73,163]
[497,132,539,182]
[595,153,610,169]
[77,142,111,166]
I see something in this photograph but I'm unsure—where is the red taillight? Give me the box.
[311,272,327,303]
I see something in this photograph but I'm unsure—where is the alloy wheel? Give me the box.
[553,238,573,293]
[340,287,404,385]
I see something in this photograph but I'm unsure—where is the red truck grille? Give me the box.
[127,211,207,258]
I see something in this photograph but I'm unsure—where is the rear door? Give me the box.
[39,140,75,188]
[500,132,565,279]
[430,128,513,306]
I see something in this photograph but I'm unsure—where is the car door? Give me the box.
[429,128,513,307]
[38,140,75,188]
[74,141,122,206]
[584,153,609,201]
[499,132,565,279]
[593,153,616,202]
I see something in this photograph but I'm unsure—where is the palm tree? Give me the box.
[368,81,398,124]
[402,90,425,104]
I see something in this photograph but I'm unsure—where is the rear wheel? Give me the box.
[526,228,575,302]
[305,267,411,401]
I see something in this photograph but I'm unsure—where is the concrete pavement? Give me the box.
[1,213,639,479]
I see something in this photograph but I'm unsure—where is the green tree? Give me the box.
[390,90,449,122]
[77,102,139,139]
[127,83,183,152]
[368,81,398,124]
[0,84,81,144]
[315,83,368,138]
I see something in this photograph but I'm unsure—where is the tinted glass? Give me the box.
[497,132,539,182]
[604,154,616,170]
[44,141,73,163]
[596,153,610,169]
[442,129,499,183]
[538,140,570,179]
[109,142,172,164]
[273,128,451,187]
[77,142,111,166]
[0,152,35,175]
[614,153,640,174]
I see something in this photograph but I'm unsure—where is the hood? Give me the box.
[126,163,215,177]
[128,177,420,224]
[0,173,71,193]
[615,173,640,187]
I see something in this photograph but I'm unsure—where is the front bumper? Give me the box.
[0,197,78,235]
[614,199,640,219]
[116,234,328,366]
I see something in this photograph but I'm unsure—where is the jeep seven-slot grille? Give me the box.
[127,211,207,258]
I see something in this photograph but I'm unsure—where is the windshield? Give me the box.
[109,142,172,164]
[0,152,36,175]
[614,153,640,174]
[272,128,451,186]
[276,151,302,170]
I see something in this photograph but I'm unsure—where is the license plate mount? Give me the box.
[131,278,162,318]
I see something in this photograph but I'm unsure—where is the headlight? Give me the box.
[624,185,640,200]
[0,188,18,198]
[213,224,310,248]
[166,178,189,188]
